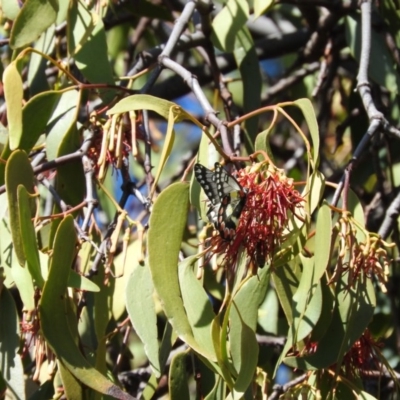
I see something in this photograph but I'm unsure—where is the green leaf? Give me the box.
[151,107,176,197]
[10,0,58,49]
[1,0,20,20]
[148,182,216,360]
[107,94,190,123]
[28,25,55,96]
[178,256,216,358]
[290,255,322,343]
[3,62,23,150]
[254,119,275,159]
[211,0,249,52]
[56,0,69,24]
[293,98,320,168]
[284,276,375,370]
[112,238,141,320]
[229,267,269,387]
[346,15,400,94]
[234,25,261,143]
[258,288,279,335]
[314,202,332,281]
[5,150,35,266]
[204,375,225,400]
[52,107,84,207]
[211,314,235,389]
[126,263,161,376]
[20,91,61,152]
[0,286,25,399]
[254,0,274,18]
[169,352,190,400]
[308,170,325,216]
[46,90,79,160]
[58,361,83,400]
[309,276,335,342]
[67,270,100,292]
[39,216,134,399]
[68,1,114,97]
[93,265,114,376]
[12,260,36,311]
[141,373,158,400]
[272,260,301,325]
[18,185,43,287]
[232,321,258,395]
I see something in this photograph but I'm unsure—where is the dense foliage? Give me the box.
[1,0,400,399]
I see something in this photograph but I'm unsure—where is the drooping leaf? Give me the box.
[148,182,216,361]
[5,150,35,266]
[3,62,23,150]
[39,216,134,399]
[169,352,190,400]
[228,268,269,395]
[67,270,100,292]
[1,0,20,20]
[258,288,279,335]
[150,107,176,197]
[107,94,191,123]
[178,256,216,359]
[17,185,43,288]
[290,255,322,343]
[293,98,320,168]
[234,25,261,144]
[68,0,114,100]
[0,286,25,400]
[58,361,83,400]
[28,25,55,96]
[10,0,58,49]
[314,202,332,281]
[254,0,274,18]
[53,121,84,208]
[46,89,79,161]
[232,321,259,396]
[126,263,161,376]
[284,276,375,370]
[211,314,235,389]
[346,15,400,95]
[211,0,249,52]
[20,91,61,152]
[11,260,36,312]
[272,260,302,325]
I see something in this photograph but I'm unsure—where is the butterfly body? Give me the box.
[194,163,247,240]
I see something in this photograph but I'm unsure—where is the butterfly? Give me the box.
[194,162,247,240]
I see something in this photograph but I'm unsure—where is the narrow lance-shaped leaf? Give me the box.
[3,63,23,150]
[10,0,58,49]
[148,182,216,361]
[5,150,36,266]
[18,185,43,288]
[39,216,134,399]
[169,352,190,400]
[126,263,161,376]
[150,106,177,198]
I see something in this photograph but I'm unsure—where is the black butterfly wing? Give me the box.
[214,163,247,229]
[195,162,247,240]
[194,163,220,205]
[194,163,221,228]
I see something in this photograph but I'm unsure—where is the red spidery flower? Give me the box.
[198,161,305,271]
[342,329,382,376]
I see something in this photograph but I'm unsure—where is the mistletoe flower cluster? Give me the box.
[214,162,305,269]
[343,329,382,376]
[331,216,392,291]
